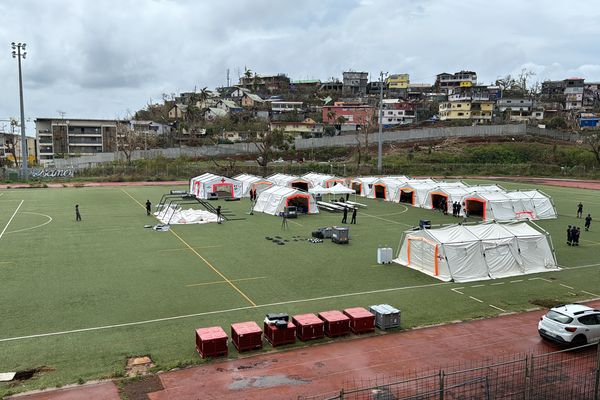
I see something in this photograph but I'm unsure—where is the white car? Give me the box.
[538,304,600,346]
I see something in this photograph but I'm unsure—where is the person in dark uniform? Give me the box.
[146,200,152,216]
[216,205,222,224]
[457,201,462,217]
[574,227,581,246]
[75,204,82,221]
[351,207,357,224]
[577,202,583,218]
[585,214,592,231]
[567,225,572,245]
[342,205,348,224]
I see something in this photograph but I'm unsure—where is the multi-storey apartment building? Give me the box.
[35,118,119,165]
[435,71,478,92]
[380,99,416,126]
[322,102,375,127]
[386,74,409,90]
[342,71,369,95]
[496,99,544,121]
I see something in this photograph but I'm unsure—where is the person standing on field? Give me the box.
[342,205,348,224]
[146,200,152,216]
[577,202,583,218]
[585,214,592,231]
[75,204,82,221]
[351,207,357,224]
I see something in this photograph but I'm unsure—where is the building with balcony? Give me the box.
[271,101,304,113]
[342,71,369,95]
[0,132,36,166]
[435,71,478,92]
[35,118,119,165]
[322,102,375,127]
[439,99,493,123]
[380,99,416,127]
[387,74,409,90]
[270,118,324,137]
[496,99,544,121]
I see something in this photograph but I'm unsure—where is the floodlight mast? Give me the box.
[12,42,28,178]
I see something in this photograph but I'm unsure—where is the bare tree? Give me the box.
[116,123,146,164]
[582,131,600,166]
[253,128,292,175]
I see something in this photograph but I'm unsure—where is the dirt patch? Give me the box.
[121,375,164,400]
[12,367,54,382]
[125,356,154,377]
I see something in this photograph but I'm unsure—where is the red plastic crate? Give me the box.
[292,313,324,341]
[231,321,263,352]
[264,321,296,347]
[195,326,228,358]
[318,310,351,337]
[343,307,375,334]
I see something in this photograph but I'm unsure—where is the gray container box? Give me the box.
[369,304,400,330]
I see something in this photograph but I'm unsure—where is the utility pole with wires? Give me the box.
[377,71,387,174]
[11,42,28,178]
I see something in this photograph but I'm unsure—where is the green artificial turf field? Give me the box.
[0,180,599,394]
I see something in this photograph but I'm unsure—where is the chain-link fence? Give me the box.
[299,343,600,400]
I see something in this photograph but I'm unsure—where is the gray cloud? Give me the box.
[1,0,600,126]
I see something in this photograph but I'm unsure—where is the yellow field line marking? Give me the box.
[186,276,268,287]
[158,245,223,253]
[288,219,303,227]
[0,261,15,264]
[120,189,257,307]
[0,200,23,240]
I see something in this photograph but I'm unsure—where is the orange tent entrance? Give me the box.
[286,194,311,213]
[373,184,387,200]
[351,182,362,195]
[430,192,448,212]
[399,189,415,205]
[464,197,486,219]
[291,181,309,191]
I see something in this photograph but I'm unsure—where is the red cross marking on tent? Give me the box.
[221,178,226,183]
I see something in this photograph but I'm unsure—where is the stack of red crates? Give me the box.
[318,310,351,337]
[264,321,296,347]
[292,313,324,341]
[343,307,375,334]
[231,321,263,352]
[195,326,228,358]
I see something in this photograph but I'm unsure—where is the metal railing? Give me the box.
[299,342,600,400]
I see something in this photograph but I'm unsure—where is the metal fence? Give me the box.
[299,343,600,400]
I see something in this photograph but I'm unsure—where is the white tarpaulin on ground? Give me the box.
[155,207,218,224]
[253,185,319,216]
[233,173,273,197]
[394,222,558,282]
[189,173,243,199]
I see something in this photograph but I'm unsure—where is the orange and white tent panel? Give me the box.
[189,173,243,199]
[233,173,273,197]
[253,185,319,216]
[394,222,558,283]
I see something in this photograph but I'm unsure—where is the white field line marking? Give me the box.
[0,200,23,240]
[490,282,505,286]
[186,276,268,287]
[582,290,600,298]
[469,296,484,303]
[0,281,448,343]
[560,263,600,270]
[451,287,464,295]
[510,280,523,283]
[530,277,553,283]
[288,219,303,227]
[5,212,52,234]
[489,304,506,312]
[568,292,577,296]
[361,212,412,227]
[560,283,575,290]
[471,284,485,288]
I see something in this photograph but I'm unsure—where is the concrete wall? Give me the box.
[51,124,581,169]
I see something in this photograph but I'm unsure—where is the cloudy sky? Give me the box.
[1,0,600,132]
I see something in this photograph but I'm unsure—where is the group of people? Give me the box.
[451,201,463,217]
[341,205,357,224]
[249,188,258,202]
[567,225,581,246]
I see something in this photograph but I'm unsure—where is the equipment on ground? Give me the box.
[284,206,298,219]
[377,247,393,264]
[332,226,349,244]
[419,219,431,229]
[207,192,218,200]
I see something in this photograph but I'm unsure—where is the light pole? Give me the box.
[377,71,387,174]
[12,42,28,178]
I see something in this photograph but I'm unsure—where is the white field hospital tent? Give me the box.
[253,185,319,216]
[302,172,346,188]
[233,173,273,197]
[505,190,557,220]
[189,173,243,199]
[267,173,312,191]
[396,180,440,206]
[463,190,557,221]
[423,185,504,213]
[394,222,558,282]
[350,177,379,197]
[368,177,408,201]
